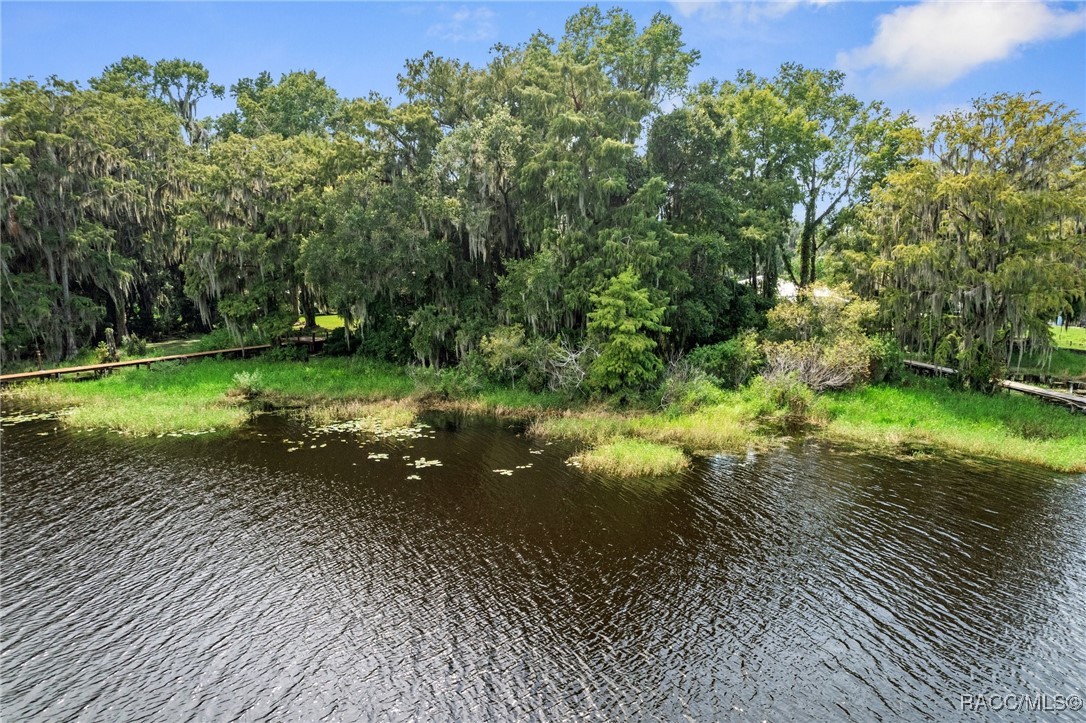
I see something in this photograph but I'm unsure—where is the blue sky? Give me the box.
[2,1,1084,126]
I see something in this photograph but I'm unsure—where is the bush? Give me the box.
[657,360,726,414]
[93,341,112,364]
[229,371,264,400]
[687,330,763,389]
[766,284,877,342]
[762,337,871,391]
[408,364,484,400]
[956,343,1004,393]
[868,333,903,383]
[749,373,817,433]
[762,286,886,391]
[121,334,147,358]
[480,325,533,387]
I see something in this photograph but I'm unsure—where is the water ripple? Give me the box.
[2,416,1083,721]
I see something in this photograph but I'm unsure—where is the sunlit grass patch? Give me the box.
[528,394,766,454]
[527,410,632,444]
[2,357,417,436]
[1052,325,1086,352]
[572,439,689,477]
[67,397,246,436]
[631,404,764,453]
[821,376,1086,473]
[306,399,418,429]
[295,314,345,330]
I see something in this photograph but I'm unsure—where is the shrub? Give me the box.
[93,341,112,364]
[766,283,877,342]
[868,333,904,383]
[121,334,147,358]
[478,325,568,392]
[657,360,726,413]
[762,337,871,391]
[408,364,484,400]
[229,371,264,400]
[956,343,1004,393]
[480,325,531,387]
[749,373,817,433]
[687,330,763,389]
[762,285,886,391]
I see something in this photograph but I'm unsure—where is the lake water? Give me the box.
[2,410,1084,721]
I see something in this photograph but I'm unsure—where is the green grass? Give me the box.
[5,356,1084,474]
[822,375,1086,473]
[145,336,203,357]
[295,314,345,330]
[1052,325,1086,352]
[571,439,690,477]
[4,357,415,435]
[528,392,769,457]
[1012,347,1086,381]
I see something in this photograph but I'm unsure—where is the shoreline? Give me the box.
[2,357,1084,475]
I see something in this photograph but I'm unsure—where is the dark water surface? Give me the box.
[2,410,1084,721]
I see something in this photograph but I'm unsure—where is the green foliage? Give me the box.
[194,327,264,352]
[867,333,904,384]
[229,371,265,400]
[762,285,884,391]
[263,344,309,362]
[4,11,1083,438]
[687,330,763,389]
[855,93,1086,390]
[749,373,819,433]
[121,334,148,358]
[586,270,669,397]
[656,362,727,414]
[93,342,113,365]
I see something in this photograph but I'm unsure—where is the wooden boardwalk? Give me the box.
[0,345,271,385]
[903,359,1086,412]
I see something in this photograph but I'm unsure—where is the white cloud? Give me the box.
[838,1,1086,89]
[426,6,497,43]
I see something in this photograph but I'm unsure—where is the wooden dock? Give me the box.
[903,359,1086,412]
[0,345,271,385]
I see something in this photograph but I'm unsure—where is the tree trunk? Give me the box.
[800,213,817,287]
[300,286,317,328]
[111,293,129,340]
[60,253,77,358]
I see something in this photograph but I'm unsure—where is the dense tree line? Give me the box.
[3,6,1083,393]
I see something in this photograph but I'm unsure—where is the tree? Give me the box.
[216,70,342,139]
[772,65,913,286]
[587,269,669,395]
[93,56,224,145]
[180,133,333,340]
[859,93,1086,388]
[2,77,184,360]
